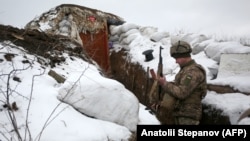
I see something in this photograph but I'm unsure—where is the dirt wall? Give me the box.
[110,50,153,106]
[110,49,231,125]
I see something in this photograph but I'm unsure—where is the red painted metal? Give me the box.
[79,23,110,73]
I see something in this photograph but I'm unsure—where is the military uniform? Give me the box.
[160,40,207,125]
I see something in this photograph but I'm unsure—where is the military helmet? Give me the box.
[170,40,192,58]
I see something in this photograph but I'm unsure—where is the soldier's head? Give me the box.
[170,40,192,65]
[170,40,192,58]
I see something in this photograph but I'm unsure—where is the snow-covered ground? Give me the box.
[1,22,250,141]
[0,40,159,141]
[109,23,250,125]
[1,2,250,141]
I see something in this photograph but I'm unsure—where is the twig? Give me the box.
[35,65,90,141]
[24,65,45,141]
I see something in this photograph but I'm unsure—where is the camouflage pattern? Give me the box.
[175,117,200,125]
[170,41,192,58]
[162,60,207,125]
[156,93,176,125]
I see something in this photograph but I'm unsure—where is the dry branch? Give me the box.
[48,70,66,83]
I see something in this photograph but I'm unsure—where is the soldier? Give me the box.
[157,40,207,125]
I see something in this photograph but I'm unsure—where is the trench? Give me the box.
[109,49,231,125]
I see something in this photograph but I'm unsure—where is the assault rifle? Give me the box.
[148,46,163,113]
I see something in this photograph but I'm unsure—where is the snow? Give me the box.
[1,3,250,141]
[108,24,250,126]
[1,0,250,39]
[204,41,250,62]
[203,91,250,124]
[0,42,156,141]
[57,69,140,132]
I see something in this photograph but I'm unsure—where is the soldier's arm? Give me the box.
[162,69,204,100]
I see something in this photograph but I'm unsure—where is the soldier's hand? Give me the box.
[158,76,166,86]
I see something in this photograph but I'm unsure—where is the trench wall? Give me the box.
[110,50,230,125]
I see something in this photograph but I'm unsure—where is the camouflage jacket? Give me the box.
[162,60,207,120]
